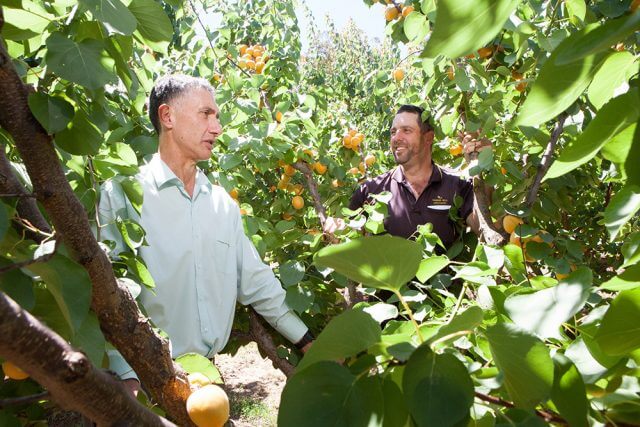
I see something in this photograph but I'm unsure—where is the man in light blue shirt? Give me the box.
[99,75,312,394]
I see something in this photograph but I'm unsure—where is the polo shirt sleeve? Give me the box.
[233,203,308,344]
[459,178,475,221]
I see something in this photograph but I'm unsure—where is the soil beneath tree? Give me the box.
[216,342,286,426]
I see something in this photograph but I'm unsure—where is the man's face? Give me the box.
[165,87,222,162]
[390,112,432,167]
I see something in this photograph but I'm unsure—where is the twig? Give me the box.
[293,161,327,227]
[525,114,567,207]
[87,158,101,241]
[0,192,36,198]
[0,391,50,408]
[475,392,568,425]
[247,309,295,378]
[187,0,217,73]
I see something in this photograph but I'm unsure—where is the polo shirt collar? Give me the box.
[148,153,212,194]
[392,163,443,185]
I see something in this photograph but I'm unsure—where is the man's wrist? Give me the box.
[295,330,314,350]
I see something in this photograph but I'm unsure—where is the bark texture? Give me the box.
[0,292,176,426]
[248,308,295,377]
[0,8,193,425]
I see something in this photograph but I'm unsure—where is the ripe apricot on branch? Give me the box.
[292,195,304,210]
[449,144,463,157]
[503,215,524,234]
[2,361,29,380]
[188,372,212,389]
[313,162,327,174]
[365,154,376,167]
[402,5,414,17]
[229,188,239,200]
[385,6,399,21]
[186,384,229,427]
[392,68,404,82]
[515,81,527,92]
[477,46,493,59]
[283,164,296,177]
[275,111,283,122]
[446,66,455,81]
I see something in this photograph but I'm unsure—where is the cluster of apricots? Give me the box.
[502,215,564,269]
[381,1,415,22]
[342,128,365,152]
[511,69,528,92]
[237,43,270,74]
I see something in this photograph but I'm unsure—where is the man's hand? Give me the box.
[459,131,492,162]
[122,378,140,398]
[300,342,313,353]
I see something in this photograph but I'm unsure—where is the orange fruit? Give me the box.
[358,162,366,173]
[348,129,357,137]
[511,70,523,80]
[292,195,304,210]
[275,111,283,122]
[283,164,296,177]
[509,232,522,247]
[449,144,463,156]
[292,184,304,195]
[313,162,327,174]
[255,61,265,74]
[229,188,239,200]
[393,68,404,82]
[188,373,212,390]
[348,167,360,175]
[352,133,365,146]
[446,66,455,81]
[385,6,399,21]
[331,179,343,188]
[365,154,376,167]
[238,44,248,55]
[402,5,414,17]
[503,215,524,234]
[343,135,353,149]
[500,166,507,175]
[477,46,494,58]
[2,361,29,380]
[516,81,527,92]
[282,212,293,220]
[186,384,229,427]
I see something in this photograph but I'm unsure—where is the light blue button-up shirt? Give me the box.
[99,154,307,379]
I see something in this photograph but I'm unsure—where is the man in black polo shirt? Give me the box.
[326,104,487,249]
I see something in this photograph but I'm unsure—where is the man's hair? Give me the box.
[395,104,433,133]
[148,74,215,133]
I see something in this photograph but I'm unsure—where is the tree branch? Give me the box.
[0,149,52,243]
[0,391,50,409]
[0,11,193,425]
[293,161,327,227]
[525,114,567,207]
[248,309,295,378]
[0,237,58,274]
[474,392,567,425]
[0,291,176,426]
[472,176,508,246]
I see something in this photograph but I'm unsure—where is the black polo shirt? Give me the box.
[349,165,474,248]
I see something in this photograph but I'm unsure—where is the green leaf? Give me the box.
[79,0,137,35]
[382,376,410,427]
[485,323,554,410]
[602,184,640,241]
[428,306,483,347]
[515,25,608,127]
[621,232,640,268]
[594,288,640,356]
[403,345,474,427]
[601,123,636,165]
[128,0,173,42]
[422,0,519,59]
[45,32,116,90]
[2,4,52,33]
[362,302,398,323]
[27,92,74,134]
[120,177,143,215]
[600,264,640,291]
[27,253,92,334]
[55,109,104,156]
[503,243,527,283]
[403,11,429,42]
[175,353,222,384]
[279,260,305,287]
[279,362,384,427]
[544,90,640,180]
[0,260,35,310]
[555,12,640,65]
[504,267,592,339]
[297,309,380,371]
[588,51,637,109]
[71,312,106,367]
[314,235,423,292]
[565,0,586,22]
[550,353,589,427]
[116,219,145,251]
[416,255,449,283]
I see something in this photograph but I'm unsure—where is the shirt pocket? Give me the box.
[212,239,234,276]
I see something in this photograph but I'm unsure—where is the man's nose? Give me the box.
[208,116,222,135]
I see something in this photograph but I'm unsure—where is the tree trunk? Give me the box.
[0,7,193,425]
[0,292,176,426]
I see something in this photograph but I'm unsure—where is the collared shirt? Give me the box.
[99,154,307,379]
[349,164,474,247]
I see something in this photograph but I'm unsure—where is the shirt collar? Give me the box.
[392,163,443,185]
[148,153,212,194]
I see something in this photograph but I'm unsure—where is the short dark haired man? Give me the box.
[99,74,313,395]
[326,104,488,248]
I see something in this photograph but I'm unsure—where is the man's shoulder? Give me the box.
[437,164,472,186]
[359,168,397,191]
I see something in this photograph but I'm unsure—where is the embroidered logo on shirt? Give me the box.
[431,196,450,205]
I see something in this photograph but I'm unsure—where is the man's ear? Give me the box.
[423,129,435,148]
[157,104,173,131]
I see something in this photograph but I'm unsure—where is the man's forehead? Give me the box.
[172,87,217,108]
[392,112,420,127]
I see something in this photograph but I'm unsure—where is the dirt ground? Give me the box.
[216,342,287,426]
